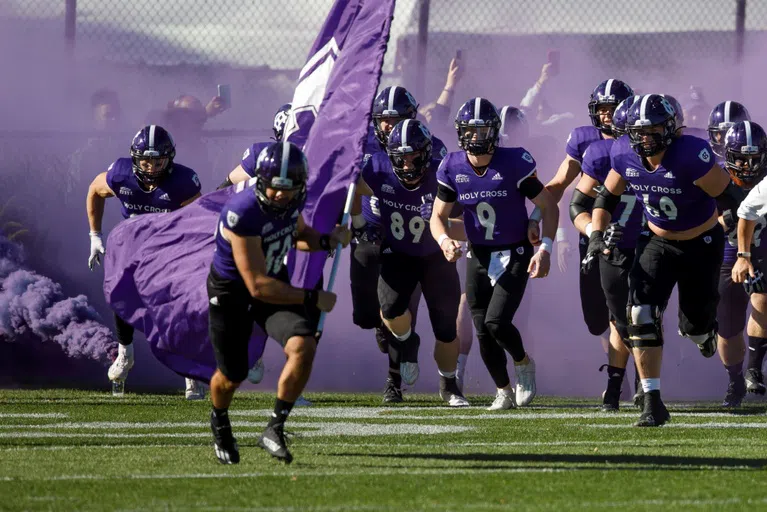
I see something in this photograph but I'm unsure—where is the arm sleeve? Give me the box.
[437,183,457,203]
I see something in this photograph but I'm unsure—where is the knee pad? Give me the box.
[626,304,664,348]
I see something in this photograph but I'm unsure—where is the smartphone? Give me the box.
[217,84,232,109]
[547,49,560,76]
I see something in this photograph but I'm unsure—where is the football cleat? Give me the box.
[634,390,670,427]
[722,375,747,408]
[515,357,537,406]
[294,395,312,407]
[745,368,766,395]
[439,377,469,407]
[487,388,516,411]
[185,378,206,400]
[107,351,134,382]
[210,410,240,464]
[383,378,403,404]
[257,424,293,464]
[247,358,265,384]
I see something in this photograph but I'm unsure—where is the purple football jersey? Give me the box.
[565,125,603,164]
[106,158,201,219]
[362,152,440,256]
[239,141,273,178]
[437,147,536,246]
[581,138,644,249]
[360,126,448,236]
[610,135,717,231]
[212,184,299,282]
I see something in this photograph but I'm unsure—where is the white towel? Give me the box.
[487,250,511,287]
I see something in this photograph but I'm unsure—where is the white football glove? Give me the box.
[88,231,105,270]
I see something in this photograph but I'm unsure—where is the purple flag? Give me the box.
[103,186,267,382]
[285,0,396,289]
[101,0,395,381]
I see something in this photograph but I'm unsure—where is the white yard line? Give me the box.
[585,422,767,429]
[3,438,762,452]
[0,413,68,418]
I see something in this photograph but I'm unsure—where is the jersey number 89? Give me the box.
[390,212,425,243]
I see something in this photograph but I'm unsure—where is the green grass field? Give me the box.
[1,389,767,511]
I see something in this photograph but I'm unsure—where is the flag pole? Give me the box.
[315,181,357,339]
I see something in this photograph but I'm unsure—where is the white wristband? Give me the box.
[438,233,450,248]
[529,207,542,222]
[539,236,553,254]
[556,227,567,242]
[584,223,593,237]
[89,230,102,237]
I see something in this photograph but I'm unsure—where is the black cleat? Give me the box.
[257,424,293,464]
[210,410,240,464]
[383,378,403,404]
[374,327,390,354]
[633,388,645,410]
[601,389,620,412]
[634,390,670,427]
[722,375,747,408]
[745,368,766,395]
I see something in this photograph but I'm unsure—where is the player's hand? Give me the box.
[528,249,551,278]
[440,237,462,262]
[527,220,541,246]
[88,232,105,271]
[603,223,623,250]
[419,200,433,220]
[580,230,607,274]
[732,257,755,284]
[330,225,351,249]
[744,270,766,295]
[316,290,338,313]
[557,240,571,273]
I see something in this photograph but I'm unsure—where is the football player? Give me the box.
[574,96,644,410]
[86,125,204,399]
[707,101,751,160]
[354,119,468,405]
[207,141,349,464]
[723,121,767,400]
[218,104,292,190]
[350,86,448,402]
[531,79,634,359]
[586,94,737,426]
[433,98,559,409]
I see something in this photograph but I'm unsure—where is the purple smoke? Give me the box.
[0,234,116,365]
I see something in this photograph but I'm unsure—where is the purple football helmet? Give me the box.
[498,105,528,147]
[588,79,635,135]
[724,120,767,188]
[130,125,176,186]
[626,94,677,157]
[611,95,640,138]
[387,119,433,188]
[455,97,501,156]
[371,86,418,148]
[273,103,292,141]
[708,101,751,158]
[660,94,685,128]
[254,141,308,218]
